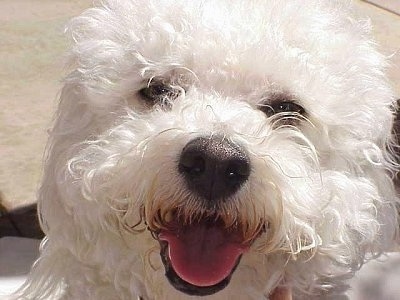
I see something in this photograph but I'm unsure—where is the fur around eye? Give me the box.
[139,81,182,106]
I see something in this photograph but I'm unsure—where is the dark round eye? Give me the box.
[139,81,182,107]
[259,101,305,117]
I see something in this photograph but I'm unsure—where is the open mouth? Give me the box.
[157,216,251,296]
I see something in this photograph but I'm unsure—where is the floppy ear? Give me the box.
[9,82,92,300]
[38,81,95,234]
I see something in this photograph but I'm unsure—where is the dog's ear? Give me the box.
[51,82,94,140]
[38,81,96,233]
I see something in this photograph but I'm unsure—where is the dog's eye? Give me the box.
[258,99,306,127]
[139,81,182,107]
[258,101,305,118]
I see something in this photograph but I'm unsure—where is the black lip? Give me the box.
[159,240,241,296]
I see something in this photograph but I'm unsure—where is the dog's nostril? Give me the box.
[225,161,250,183]
[178,136,250,201]
[179,155,206,176]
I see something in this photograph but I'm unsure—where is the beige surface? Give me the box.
[0,0,92,209]
[363,0,400,15]
[0,0,399,210]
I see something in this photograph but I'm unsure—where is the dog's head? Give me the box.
[37,0,399,298]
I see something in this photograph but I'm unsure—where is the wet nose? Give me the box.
[178,136,250,201]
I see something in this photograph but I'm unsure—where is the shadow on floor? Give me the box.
[0,195,44,239]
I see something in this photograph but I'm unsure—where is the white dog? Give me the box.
[14,0,399,299]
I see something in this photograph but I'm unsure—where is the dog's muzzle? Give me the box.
[154,136,253,296]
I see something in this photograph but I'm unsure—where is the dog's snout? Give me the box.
[178,136,250,201]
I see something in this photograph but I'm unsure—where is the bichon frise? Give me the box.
[15,0,400,299]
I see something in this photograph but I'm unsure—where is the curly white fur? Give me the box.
[11,0,399,299]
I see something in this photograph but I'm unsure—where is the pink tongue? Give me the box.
[159,223,248,287]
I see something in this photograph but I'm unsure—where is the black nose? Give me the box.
[178,136,250,201]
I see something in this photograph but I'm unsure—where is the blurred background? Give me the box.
[0,0,94,237]
[0,0,399,221]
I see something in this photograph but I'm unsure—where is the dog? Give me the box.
[13,0,399,299]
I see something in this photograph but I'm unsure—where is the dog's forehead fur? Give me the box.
[68,0,393,141]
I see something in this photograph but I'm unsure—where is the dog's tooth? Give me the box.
[164,211,173,223]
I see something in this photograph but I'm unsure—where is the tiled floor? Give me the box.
[0,0,399,237]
